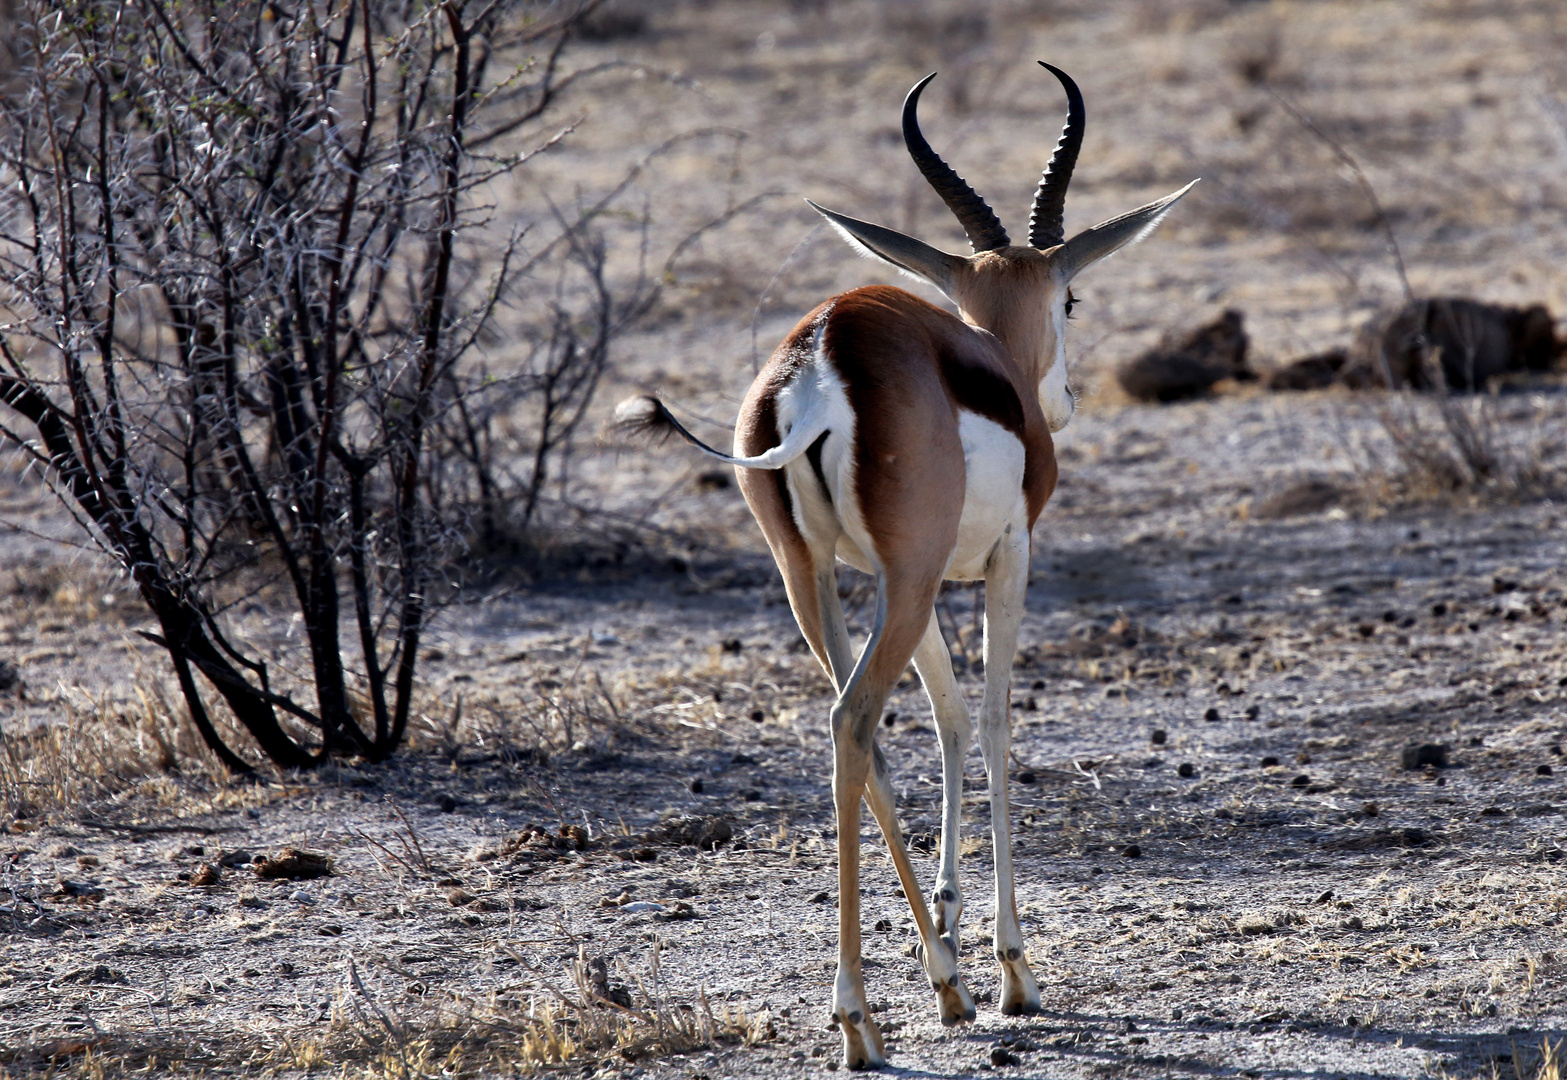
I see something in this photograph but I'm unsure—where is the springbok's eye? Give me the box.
[1064,290,1078,319]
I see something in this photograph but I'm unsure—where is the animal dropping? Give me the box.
[618,62,1194,1071]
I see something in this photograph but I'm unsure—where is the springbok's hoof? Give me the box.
[935,974,977,1027]
[837,1009,887,1070]
[999,962,1042,1016]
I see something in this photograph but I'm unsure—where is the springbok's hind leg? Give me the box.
[829,698,886,1071]
[979,517,1041,1015]
[863,741,976,1027]
[911,614,972,965]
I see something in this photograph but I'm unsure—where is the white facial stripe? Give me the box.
[1039,293,1075,433]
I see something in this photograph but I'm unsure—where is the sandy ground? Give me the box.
[4,0,1567,1077]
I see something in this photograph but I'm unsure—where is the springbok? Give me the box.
[618,63,1195,1069]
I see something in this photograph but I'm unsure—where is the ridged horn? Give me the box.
[1027,62,1086,250]
[902,72,1011,253]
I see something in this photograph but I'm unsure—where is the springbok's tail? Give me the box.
[613,394,826,471]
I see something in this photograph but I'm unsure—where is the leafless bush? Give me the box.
[0,0,625,769]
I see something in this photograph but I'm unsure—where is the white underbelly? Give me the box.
[943,411,1027,580]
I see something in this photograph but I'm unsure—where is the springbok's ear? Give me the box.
[1054,180,1198,281]
[806,200,964,296]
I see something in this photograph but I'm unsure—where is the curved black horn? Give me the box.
[902,72,1011,253]
[1027,62,1086,250]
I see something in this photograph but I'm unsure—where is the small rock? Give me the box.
[238,893,266,909]
[1121,844,1141,858]
[1290,774,1311,788]
[1237,912,1273,935]
[657,900,697,921]
[63,964,127,985]
[1142,757,1163,769]
[1177,762,1196,778]
[289,889,315,904]
[1362,801,1379,817]
[990,1046,1021,1067]
[1244,704,1261,720]
[622,901,664,914]
[1150,729,1167,745]
[1204,708,1220,722]
[0,658,19,693]
[873,918,892,932]
[76,855,100,869]
[217,849,252,868]
[444,887,476,907]
[1343,916,1363,930]
[1016,770,1036,784]
[191,862,221,887]
[646,815,732,850]
[688,778,705,794]
[808,891,830,904]
[1260,755,1280,768]
[437,794,457,813]
[1401,744,1449,770]
[1536,765,1554,776]
[254,848,333,880]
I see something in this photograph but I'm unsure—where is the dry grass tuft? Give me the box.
[0,670,244,830]
[327,945,767,1079]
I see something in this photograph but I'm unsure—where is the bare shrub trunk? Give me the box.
[0,0,615,768]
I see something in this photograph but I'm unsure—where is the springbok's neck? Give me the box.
[960,306,1052,387]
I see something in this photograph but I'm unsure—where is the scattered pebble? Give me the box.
[289,889,315,904]
[444,887,476,907]
[1016,770,1036,784]
[1260,756,1280,768]
[1177,762,1195,778]
[1150,729,1167,745]
[1290,774,1311,788]
[254,848,333,880]
[1536,764,1554,776]
[1121,844,1141,858]
[990,1046,1020,1066]
[1400,744,1449,770]
[1204,708,1219,722]
[1237,912,1273,935]
[622,901,664,914]
[688,778,705,794]
[191,862,221,887]
[1244,704,1261,720]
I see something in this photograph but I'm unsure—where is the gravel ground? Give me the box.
[4,388,1566,1078]
[5,0,1567,1075]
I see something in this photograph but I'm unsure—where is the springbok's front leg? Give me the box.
[978,517,1041,1015]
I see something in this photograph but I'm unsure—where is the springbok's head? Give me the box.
[808,63,1196,433]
